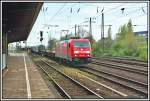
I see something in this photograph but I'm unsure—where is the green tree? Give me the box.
[105,26,113,50]
[116,24,127,41]
[112,19,147,60]
[48,38,57,51]
[123,19,138,56]
[135,35,148,60]
[92,40,103,57]
[74,19,148,61]
[108,26,112,39]
[114,19,137,55]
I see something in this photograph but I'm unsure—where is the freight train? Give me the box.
[31,39,92,64]
[31,45,46,56]
[55,39,92,63]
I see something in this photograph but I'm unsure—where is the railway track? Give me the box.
[35,60,103,99]
[93,57,148,67]
[41,59,131,98]
[31,54,148,99]
[91,61,148,76]
[43,58,148,98]
[79,65,148,98]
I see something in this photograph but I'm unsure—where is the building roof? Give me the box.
[2,2,43,43]
[134,31,148,35]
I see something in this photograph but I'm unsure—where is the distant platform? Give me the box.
[2,52,56,99]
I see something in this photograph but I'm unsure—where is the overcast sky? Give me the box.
[25,2,147,47]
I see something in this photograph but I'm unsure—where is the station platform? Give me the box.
[2,52,56,99]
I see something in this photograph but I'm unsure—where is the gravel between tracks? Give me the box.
[94,57,148,67]
[88,64,148,84]
[44,58,147,99]
[37,61,93,97]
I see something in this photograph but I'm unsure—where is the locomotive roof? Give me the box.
[70,39,89,41]
[60,39,89,43]
[60,40,69,43]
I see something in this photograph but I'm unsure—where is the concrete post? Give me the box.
[2,33,8,69]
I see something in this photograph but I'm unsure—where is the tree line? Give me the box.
[92,19,147,61]
[47,19,147,61]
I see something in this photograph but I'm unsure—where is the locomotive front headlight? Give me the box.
[85,51,90,53]
[74,51,79,53]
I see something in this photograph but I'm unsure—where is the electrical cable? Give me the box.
[48,3,67,23]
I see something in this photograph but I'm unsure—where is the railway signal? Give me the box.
[39,31,44,44]
[40,31,43,37]
[40,37,43,42]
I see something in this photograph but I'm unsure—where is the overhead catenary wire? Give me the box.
[122,6,147,16]
[82,3,146,16]
[68,4,147,32]
[48,3,67,23]
[105,6,147,23]
[48,3,78,24]
[68,3,126,31]
[90,4,147,25]
[49,3,127,33]
[102,5,146,21]
[91,3,125,18]
[47,3,79,32]
[28,3,147,46]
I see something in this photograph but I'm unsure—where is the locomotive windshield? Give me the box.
[74,42,90,47]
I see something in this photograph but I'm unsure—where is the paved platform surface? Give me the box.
[2,53,56,99]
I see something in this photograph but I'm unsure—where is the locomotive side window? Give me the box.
[74,42,90,47]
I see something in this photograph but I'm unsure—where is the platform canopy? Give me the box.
[2,2,43,43]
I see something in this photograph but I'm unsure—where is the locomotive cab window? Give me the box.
[74,42,90,47]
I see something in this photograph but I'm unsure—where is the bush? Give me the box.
[91,20,148,61]
[137,45,148,61]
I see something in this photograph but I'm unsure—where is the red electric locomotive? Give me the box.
[55,39,92,63]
